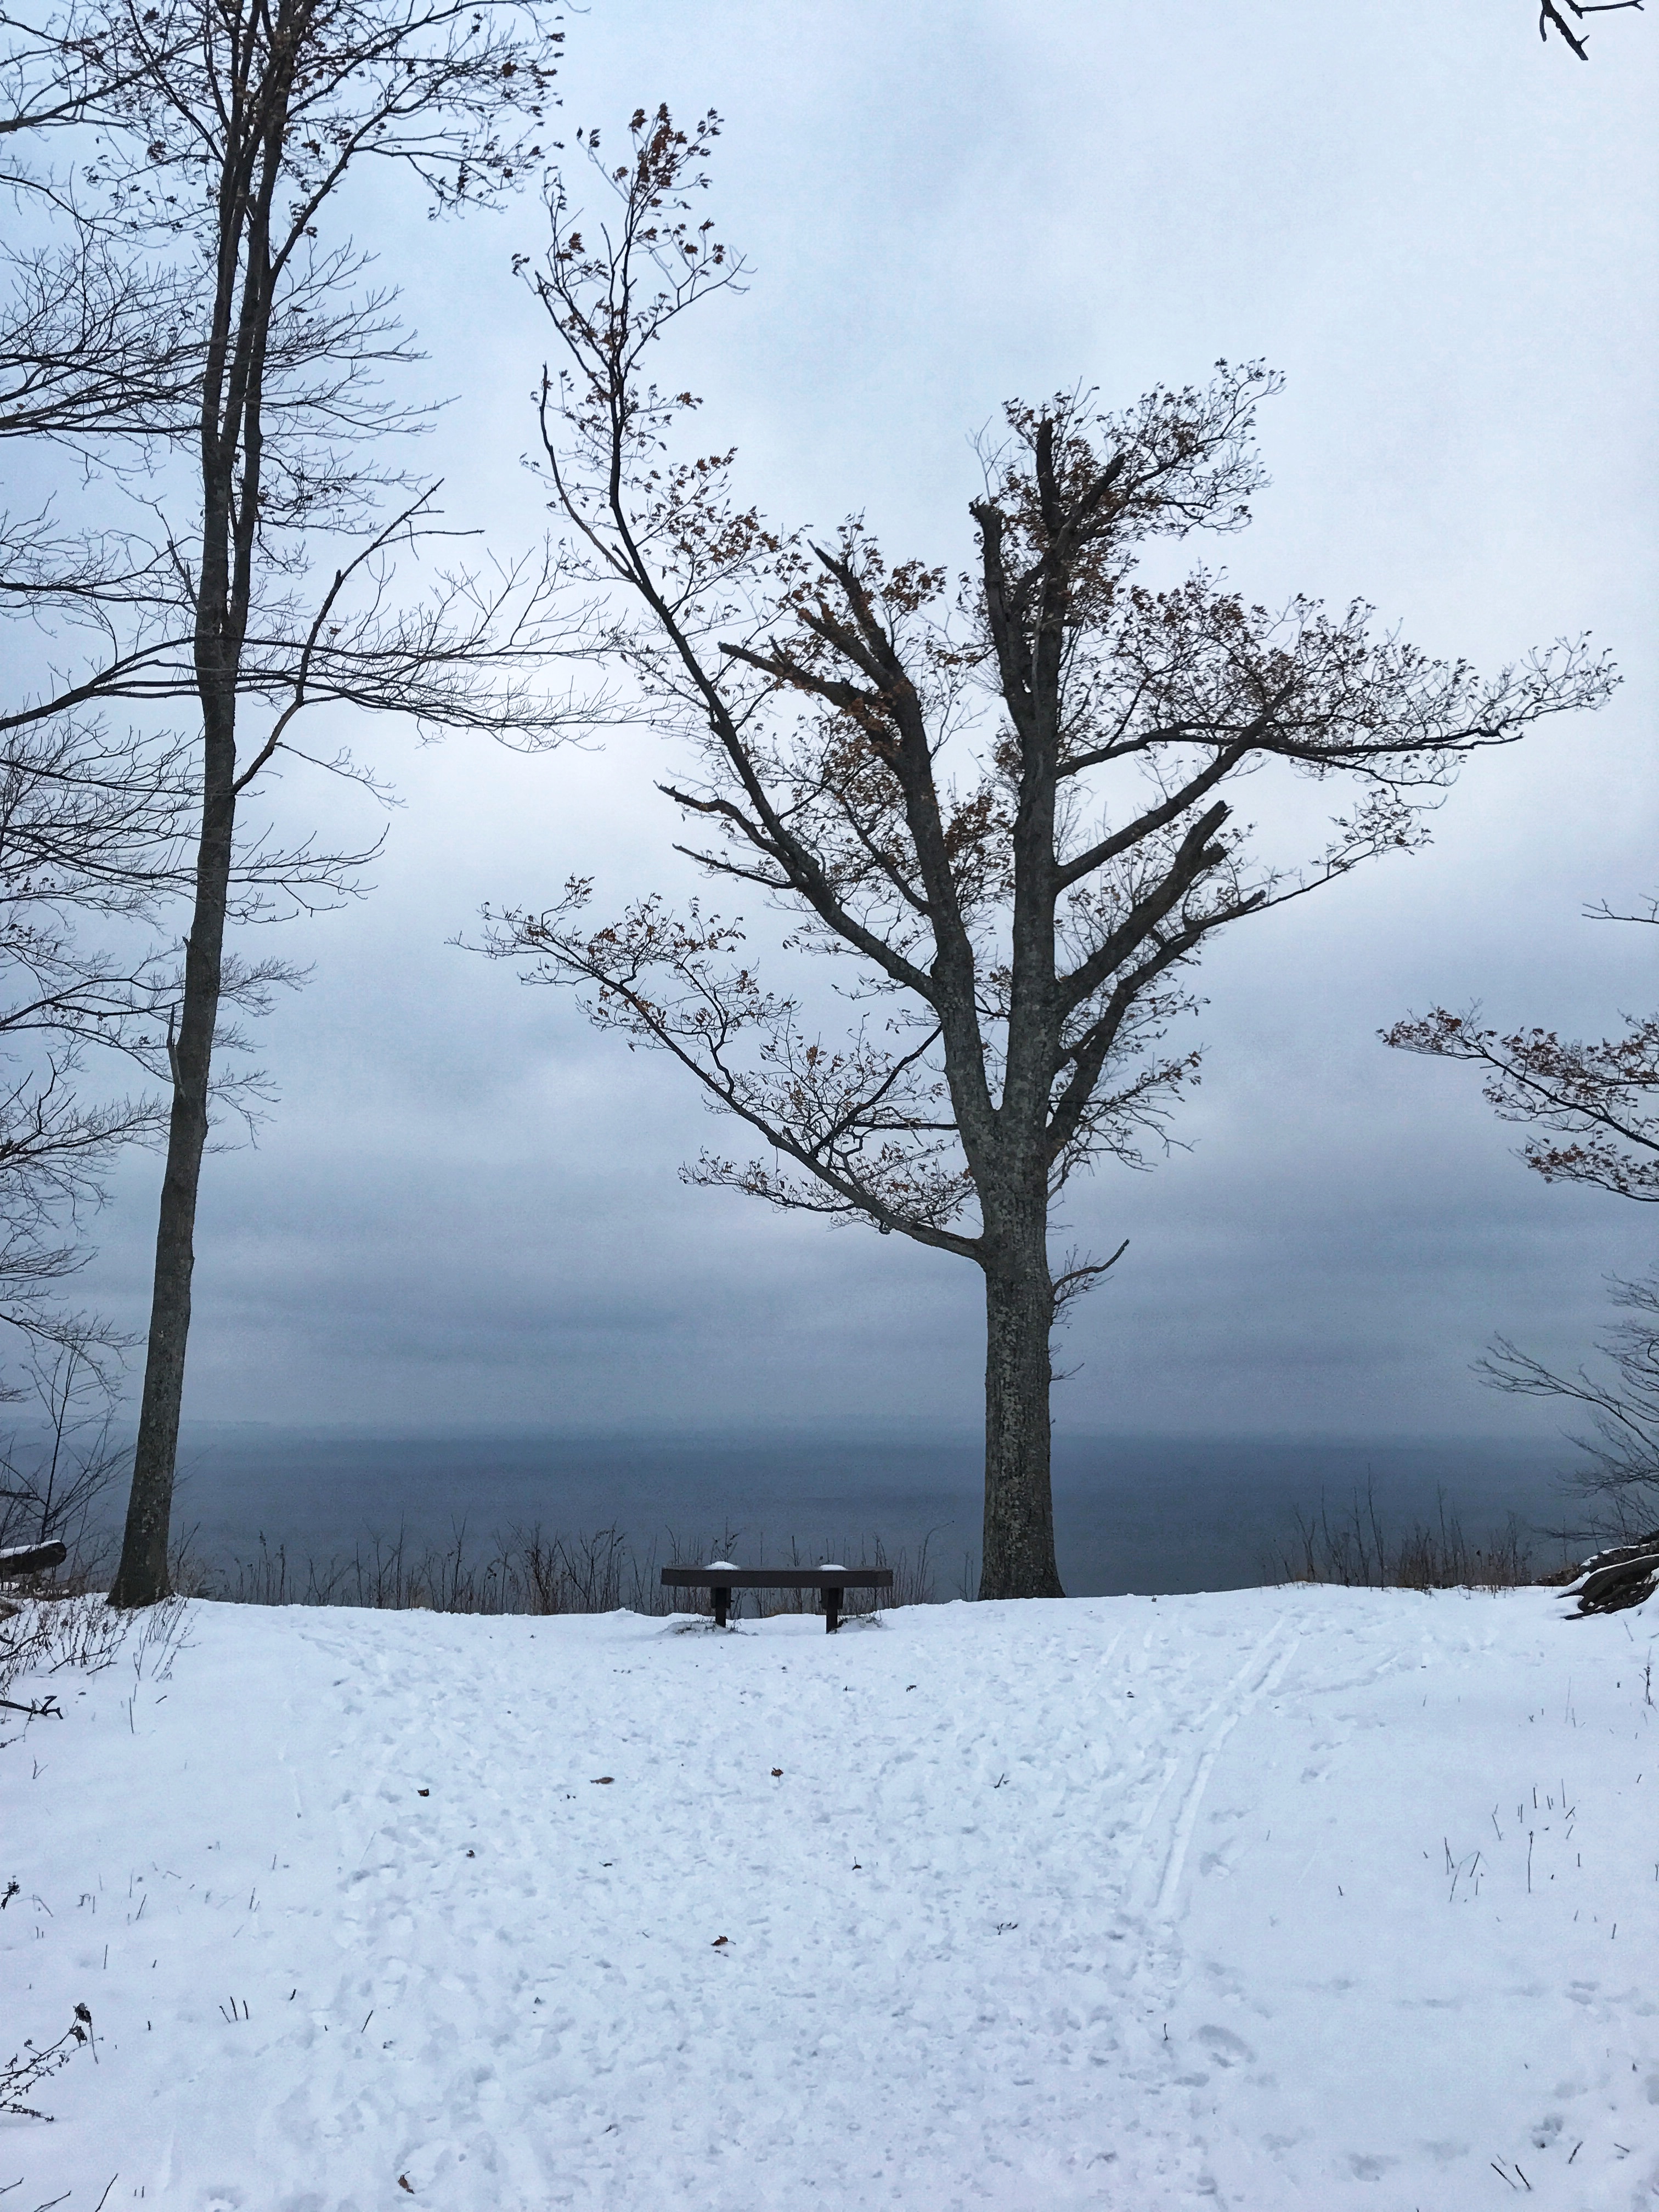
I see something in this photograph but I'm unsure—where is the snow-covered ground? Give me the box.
[3,1585,1656,2209]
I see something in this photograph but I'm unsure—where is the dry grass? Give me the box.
[1,2000,95,2121]
[200,1521,944,1620]
[1271,1483,1577,1593]
[1,1587,190,1733]
[3,1578,190,2144]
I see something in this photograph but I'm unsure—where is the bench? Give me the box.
[660,1562,894,1633]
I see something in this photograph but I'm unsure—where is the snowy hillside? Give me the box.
[3,1587,1656,2209]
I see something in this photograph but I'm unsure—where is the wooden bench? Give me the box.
[661,1562,894,1633]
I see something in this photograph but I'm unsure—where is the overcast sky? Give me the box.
[74,0,1659,1442]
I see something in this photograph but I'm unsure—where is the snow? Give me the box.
[3,1585,1657,2209]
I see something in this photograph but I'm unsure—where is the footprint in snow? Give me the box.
[1197,2025,1255,2067]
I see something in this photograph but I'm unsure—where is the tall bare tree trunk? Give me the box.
[30,0,568,1608]
[979,1207,1064,1601]
[108,701,235,1606]
[108,18,275,1607]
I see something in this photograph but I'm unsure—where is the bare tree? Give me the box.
[0,39,227,1353]
[1472,1277,1659,1533]
[1388,904,1659,1526]
[1385,962,1659,1204]
[1,229,206,442]
[1,0,186,165]
[4,0,585,1608]
[1536,0,1644,61]
[0,710,193,1350]
[0,1324,128,1566]
[0,233,301,1390]
[1384,0,1652,1537]
[1,34,361,1376]
[481,110,1615,1600]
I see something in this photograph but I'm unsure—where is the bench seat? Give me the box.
[660,1565,894,1632]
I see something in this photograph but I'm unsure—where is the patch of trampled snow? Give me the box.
[3,1586,1656,2208]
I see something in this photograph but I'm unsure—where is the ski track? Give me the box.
[3,1587,1657,2210]
[1154,1621,1300,1917]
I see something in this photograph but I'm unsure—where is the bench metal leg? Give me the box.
[713,1585,730,1629]
[823,1586,842,1634]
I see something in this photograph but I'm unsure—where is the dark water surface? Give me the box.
[166,1425,1577,1596]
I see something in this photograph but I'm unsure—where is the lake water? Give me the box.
[162,1425,1581,1596]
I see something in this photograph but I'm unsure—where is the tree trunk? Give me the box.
[979,1239,1064,1600]
[108,709,235,1608]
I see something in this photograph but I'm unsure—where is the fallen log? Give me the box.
[0,1539,67,1580]
[1556,1531,1659,1616]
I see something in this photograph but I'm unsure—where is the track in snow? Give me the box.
[3,1586,1655,2210]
